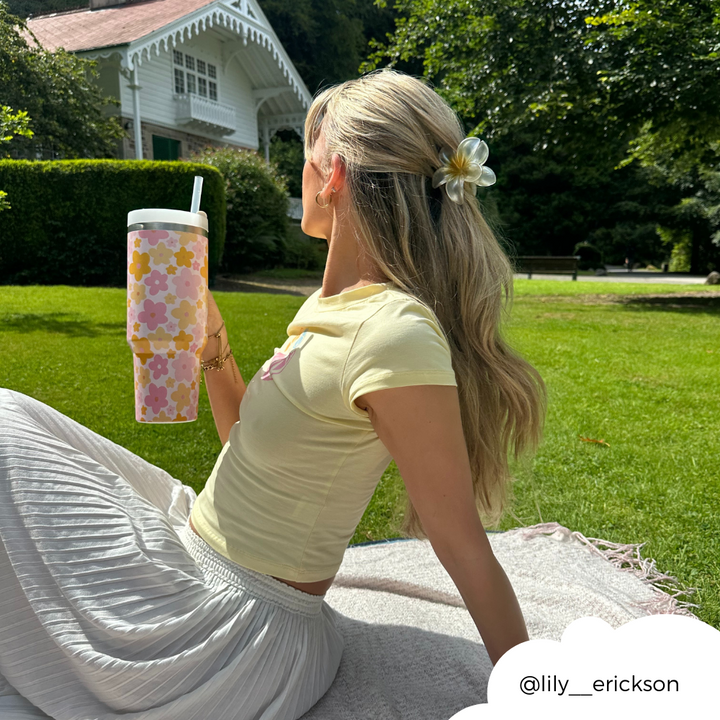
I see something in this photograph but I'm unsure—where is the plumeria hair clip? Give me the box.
[432,137,496,204]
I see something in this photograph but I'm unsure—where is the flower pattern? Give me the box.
[138,229,170,246]
[146,269,169,296]
[145,383,168,414]
[174,247,194,268]
[137,300,168,331]
[128,229,208,423]
[432,137,496,205]
[148,242,174,265]
[129,250,151,281]
[172,267,203,300]
[171,300,197,330]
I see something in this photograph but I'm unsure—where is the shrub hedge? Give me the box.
[190,146,288,274]
[0,160,226,286]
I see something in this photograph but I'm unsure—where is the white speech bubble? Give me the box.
[448,614,720,720]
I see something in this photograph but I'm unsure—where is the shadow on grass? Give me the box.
[619,295,720,314]
[1,313,124,337]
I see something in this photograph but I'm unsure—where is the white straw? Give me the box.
[190,176,204,214]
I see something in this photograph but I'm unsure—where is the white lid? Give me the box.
[127,208,208,231]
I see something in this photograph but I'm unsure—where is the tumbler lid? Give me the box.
[127,208,209,232]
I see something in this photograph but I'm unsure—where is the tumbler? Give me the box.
[127,208,209,423]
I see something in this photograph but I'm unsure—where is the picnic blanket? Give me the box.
[0,521,697,720]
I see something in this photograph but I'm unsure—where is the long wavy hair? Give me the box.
[304,69,547,535]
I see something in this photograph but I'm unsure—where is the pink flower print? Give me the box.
[189,343,199,354]
[146,269,169,296]
[165,234,179,249]
[147,355,169,380]
[145,383,168,414]
[172,356,195,384]
[138,300,168,331]
[172,267,203,300]
[192,260,200,271]
[139,230,170,246]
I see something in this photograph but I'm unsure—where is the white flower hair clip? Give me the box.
[432,137,496,204]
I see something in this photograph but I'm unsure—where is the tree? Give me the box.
[6,0,85,18]
[0,1,124,159]
[365,0,718,270]
[0,105,32,211]
[257,0,398,94]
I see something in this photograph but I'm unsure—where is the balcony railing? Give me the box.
[174,94,237,135]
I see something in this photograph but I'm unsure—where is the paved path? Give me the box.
[213,271,716,296]
[513,271,710,285]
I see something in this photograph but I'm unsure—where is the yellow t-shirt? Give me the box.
[190,282,458,581]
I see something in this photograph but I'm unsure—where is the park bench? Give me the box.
[515,256,582,281]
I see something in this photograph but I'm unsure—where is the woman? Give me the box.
[0,69,545,720]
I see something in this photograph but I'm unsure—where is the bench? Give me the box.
[515,256,582,281]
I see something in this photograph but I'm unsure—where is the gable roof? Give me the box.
[27,0,215,53]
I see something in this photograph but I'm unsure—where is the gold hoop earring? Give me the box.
[315,190,332,208]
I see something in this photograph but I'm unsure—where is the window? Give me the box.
[172,51,219,101]
[173,68,184,94]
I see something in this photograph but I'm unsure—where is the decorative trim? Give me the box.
[82,0,311,111]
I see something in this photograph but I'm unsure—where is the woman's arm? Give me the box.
[357,384,529,666]
[202,290,246,445]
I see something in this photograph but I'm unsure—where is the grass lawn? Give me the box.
[1,280,718,629]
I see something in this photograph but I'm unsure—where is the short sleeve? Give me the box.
[342,299,457,418]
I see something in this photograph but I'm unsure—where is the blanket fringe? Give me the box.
[512,522,700,617]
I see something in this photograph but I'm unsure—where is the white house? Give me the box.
[27,0,312,162]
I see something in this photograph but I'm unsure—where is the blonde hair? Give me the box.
[305,69,547,534]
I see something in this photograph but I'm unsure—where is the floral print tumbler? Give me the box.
[127,208,209,423]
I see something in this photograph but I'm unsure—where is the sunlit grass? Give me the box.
[1,280,718,628]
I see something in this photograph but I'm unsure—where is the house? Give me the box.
[27,0,312,161]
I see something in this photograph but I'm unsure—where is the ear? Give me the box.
[322,153,347,195]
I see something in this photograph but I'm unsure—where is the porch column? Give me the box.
[129,65,143,160]
[262,120,270,163]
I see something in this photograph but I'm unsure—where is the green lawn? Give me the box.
[1,281,718,629]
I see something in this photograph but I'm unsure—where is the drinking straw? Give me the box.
[190,175,204,214]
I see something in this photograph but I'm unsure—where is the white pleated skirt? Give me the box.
[0,389,344,720]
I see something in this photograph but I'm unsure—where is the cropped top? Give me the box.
[190,281,458,581]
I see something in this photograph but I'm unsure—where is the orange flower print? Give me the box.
[167,350,176,359]
[174,412,188,422]
[155,410,173,423]
[130,335,153,364]
[148,242,174,265]
[166,265,177,275]
[148,327,173,350]
[164,293,177,305]
[141,405,147,415]
[133,322,141,332]
[201,256,208,282]
[166,377,176,388]
[174,247,194,268]
[129,283,146,304]
[178,232,196,247]
[136,365,151,387]
[171,300,197,330]
[196,299,204,310]
[171,383,191,411]
[173,330,193,351]
[134,237,141,248]
[127,298,131,308]
[129,250,151,281]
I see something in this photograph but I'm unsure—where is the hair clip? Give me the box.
[432,137,496,204]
